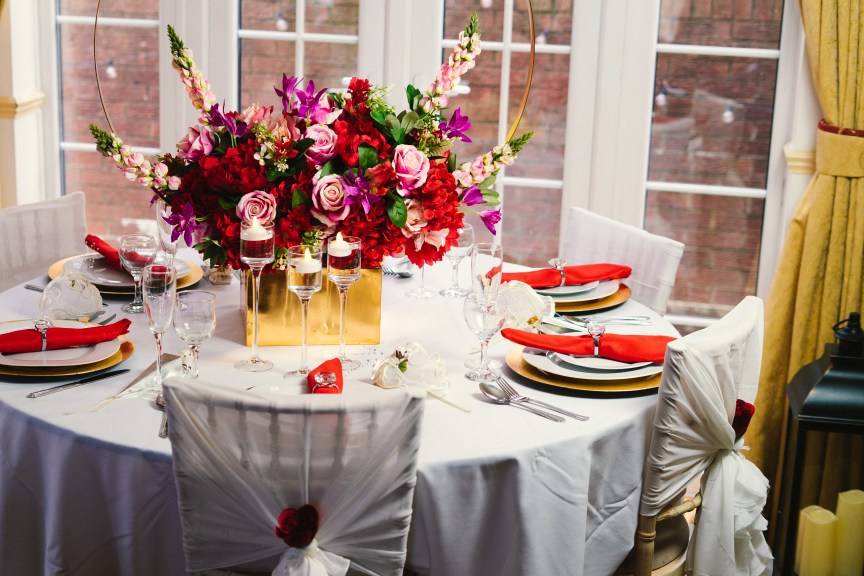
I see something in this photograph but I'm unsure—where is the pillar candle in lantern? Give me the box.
[834,489,864,576]
[796,505,837,576]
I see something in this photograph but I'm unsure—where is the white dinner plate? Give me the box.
[550,352,652,371]
[0,319,121,368]
[535,281,600,297]
[64,254,190,288]
[521,347,663,381]
[549,280,620,304]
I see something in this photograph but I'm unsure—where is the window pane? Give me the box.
[645,190,763,318]
[305,43,357,89]
[513,0,572,45]
[506,52,568,180]
[240,39,296,109]
[648,54,778,189]
[306,0,358,35]
[659,0,784,49]
[60,0,158,19]
[60,24,159,147]
[445,0,504,42]
[64,151,155,239]
[241,0,297,32]
[502,186,562,267]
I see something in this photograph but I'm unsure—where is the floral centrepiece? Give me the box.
[90,15,530,270]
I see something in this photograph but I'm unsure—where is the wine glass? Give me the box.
[286,244,323,376]
[236,219,275,372]
[406,264,435,299]
[155,199,177,265]
[174,290,216,379]
[463,293,506,382]
[327,233,361,371]
[471,242,504,302]
[142,264,177,391]
[120,234,157,314]
[440,223,475,297]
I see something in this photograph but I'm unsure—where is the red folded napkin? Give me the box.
[502,328,675,364]
[0,319,132,355]
[85,234,123,270]
[500,263,631,289]
[307,358,343,394]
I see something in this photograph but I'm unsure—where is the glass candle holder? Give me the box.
[286,244,323,376]
[236,219,275,373]
[327,233,362,371]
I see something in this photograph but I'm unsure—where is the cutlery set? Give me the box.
[478,374,590,422]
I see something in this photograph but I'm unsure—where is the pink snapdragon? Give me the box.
[453,143,516,190]
[421,24,481,113]
[169,25,216,113]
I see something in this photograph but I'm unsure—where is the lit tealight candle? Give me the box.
[241,217,272,241]
[295,247,322,274]
[329,232,352,258]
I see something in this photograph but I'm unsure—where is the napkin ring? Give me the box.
[586,321,606,357]
[548,257,566,287]
[34,319,51,352]
[312,371,339,393]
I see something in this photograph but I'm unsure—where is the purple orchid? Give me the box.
[479,208,502,235]
[460,185,484,206]
[164,202,204,246]
[275,74,301,115]
[439,107,472,142]
[343,169,379,215]
[295,79,329,120]
[208,103,248,138]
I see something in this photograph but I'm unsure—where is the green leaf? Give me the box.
[398,359,409,373]
[479,174,498,191]
[447,152,458,173]
[399,110,420,134]
[293,137,314,154]
[386,193,408,228]
[193,239,227,267]
[358,143,379,171]
[370,107,388,126]
[292,189,309,209]
[217,196,237,211]
[406,84,422,111]
[481,189,501,206]
[384,114,404,143]
[318,159,337,177]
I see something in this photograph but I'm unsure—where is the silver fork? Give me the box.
[495,375,589,421]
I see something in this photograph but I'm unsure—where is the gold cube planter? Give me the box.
[242,268,382,346]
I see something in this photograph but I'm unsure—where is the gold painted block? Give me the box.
[242,269,382,346]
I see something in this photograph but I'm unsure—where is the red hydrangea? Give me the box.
[404,161,464,266]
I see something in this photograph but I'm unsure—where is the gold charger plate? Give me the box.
[555,284,631,314]
[504,345,661,393]
[0,337,135,378]
[48,256,204,293]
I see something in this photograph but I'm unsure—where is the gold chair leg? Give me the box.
[634,514,657,576]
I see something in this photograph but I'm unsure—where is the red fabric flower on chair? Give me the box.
[732,399,756,440]
[274,504,319,549]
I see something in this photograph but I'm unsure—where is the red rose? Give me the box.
[732,399,756,440]
[367,161,398,197]
[274,504,319,549]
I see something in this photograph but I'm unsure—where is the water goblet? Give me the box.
[286,244,323,376]
[440,223,475,297]
[471,242,505,302]
[174,290,216,379]
[236,218,275,372]
[120,234,157,314]
[142,264,177,392]
[463,293,506,382]
[155,199,178,265]
[327,233,362,371]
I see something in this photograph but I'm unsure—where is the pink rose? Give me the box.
[305,124,337,165]
[402,199,428,236]
[311,174,350,225]
[239,104,273,125]
[236,190,277,224]
[393,144,430,195]
[177,127,214,162]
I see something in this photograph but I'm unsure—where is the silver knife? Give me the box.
[27,369,131,398]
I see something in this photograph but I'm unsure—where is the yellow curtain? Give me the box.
[747,0,864,535]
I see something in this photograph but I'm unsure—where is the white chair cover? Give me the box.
[561,207,684,315]
[0,192,87,291]
[164,378,425,576]
[640,296,772,575]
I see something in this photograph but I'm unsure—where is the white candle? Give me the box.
[295,247,322,274]
[241,217,272,241]
[835,489,864,576]
[329,232,352,258]
[798,505,837,576]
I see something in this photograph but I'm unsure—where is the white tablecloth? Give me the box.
[0,255,678,576]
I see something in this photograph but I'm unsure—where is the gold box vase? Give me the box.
[242,268,382,346]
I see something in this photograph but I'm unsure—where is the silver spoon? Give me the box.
[156,393,168,438]
[478,382,564,422]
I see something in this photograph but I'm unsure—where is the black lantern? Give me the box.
[776,312,864,574]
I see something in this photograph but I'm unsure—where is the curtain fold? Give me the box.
[747,0,864,536]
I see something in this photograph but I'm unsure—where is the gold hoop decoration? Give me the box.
[94,0,115,133]
[506,0,535,142]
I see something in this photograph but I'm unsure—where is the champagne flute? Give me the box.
[463,293,506,382]
[142,264,177,391]
[327,233,361,371]
[236,218,275,372]
[440,223,475,297]
[174,290,216,379]
[120,234,157,314]
[286,244,323,376]
[466,242,505,370]
[155,199,177,265]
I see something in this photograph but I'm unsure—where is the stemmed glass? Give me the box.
[465,242,505,372]
[463,294,506,382]
[174,290,216,379]
[142,264,177,391]
[286,244,323,376]
[236,219,275,372]
[155,199,177,265]
[120,234,157,314]
[440,223,475,297]
[327,233,362,371]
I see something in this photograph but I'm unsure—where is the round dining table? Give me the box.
[0,253,678,576]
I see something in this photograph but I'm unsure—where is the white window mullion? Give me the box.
[656,43,780,60]
[55,15,159,28]
[295,0,305,78]
[646,181,768,199]
[441,38,570,55]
